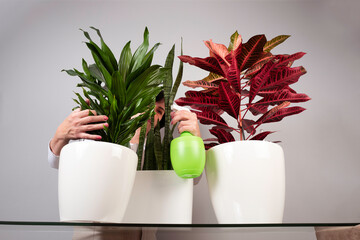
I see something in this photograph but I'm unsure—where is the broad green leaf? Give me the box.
[119,41,132,81]
[82,59,92,77]
[90,26,118,71]
[62,69,77,76]
[128,27,150,74]
[85,42,114,74]
[126,65,161,100]
[126,42,160,86]
[88,64,105,83]
[111,71,126,110]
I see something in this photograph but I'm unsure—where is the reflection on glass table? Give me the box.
[0,221,359,240]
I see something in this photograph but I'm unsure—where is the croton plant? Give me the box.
[175,32,310,149]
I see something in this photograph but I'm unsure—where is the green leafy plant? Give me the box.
[137,42,184,170]
[63,27,163,146]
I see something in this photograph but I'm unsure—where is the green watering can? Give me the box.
[170,104,206,179]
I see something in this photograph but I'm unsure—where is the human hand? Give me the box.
[50,109,108,155]
[170,110,201,137]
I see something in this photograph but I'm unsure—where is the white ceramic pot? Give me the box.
[58,141,137,223]
[206,140,285,223]
[122,170,193,224]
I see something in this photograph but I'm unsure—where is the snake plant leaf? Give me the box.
[90,26,118,71]
[264,35,290,53]
[137,122,148,170]
[154,119,163,170]
[169,39,184,105]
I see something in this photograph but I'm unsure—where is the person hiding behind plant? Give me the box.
[48,91,201,240]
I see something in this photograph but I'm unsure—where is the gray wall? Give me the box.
[0,0,359,239]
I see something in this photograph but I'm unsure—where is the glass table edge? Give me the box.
[0,221,359,228]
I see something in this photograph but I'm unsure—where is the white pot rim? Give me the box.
[207,140,282,152]
[61,140,136,157]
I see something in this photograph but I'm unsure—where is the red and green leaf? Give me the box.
[242,119,255,134]
[250,131,275,140]
[273,52,306,69]
[255,101,290,125]
[179,55,224,76]
[205,40,231,74]
[183,79,219,89]
[218,82,240,119]
[248,60,275,103]
[243,52,273,79]
[210,128,235,144]
[205,143,219,150]
[248,104,269,116]
[228,31,242,51]
[195,109,230,129]
[237,35,267,72]
[264,35,290,53]
[175,96,219,108]
[261,66,307,90]
[254,88,311,106]
[226,53,241,92]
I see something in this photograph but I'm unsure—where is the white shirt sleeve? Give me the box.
[129,143,139,152]
[48,140,59,169]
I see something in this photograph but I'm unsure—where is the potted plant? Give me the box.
[176,32,310,223]
[58,27,164,223]
[121,42,196,224]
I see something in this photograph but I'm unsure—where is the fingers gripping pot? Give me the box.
[170,104,206,178]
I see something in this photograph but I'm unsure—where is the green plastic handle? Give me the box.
[170,131,206,179]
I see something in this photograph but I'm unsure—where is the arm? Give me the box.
[49,109,108,156]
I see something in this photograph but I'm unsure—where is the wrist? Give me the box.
[50,132,70,156]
